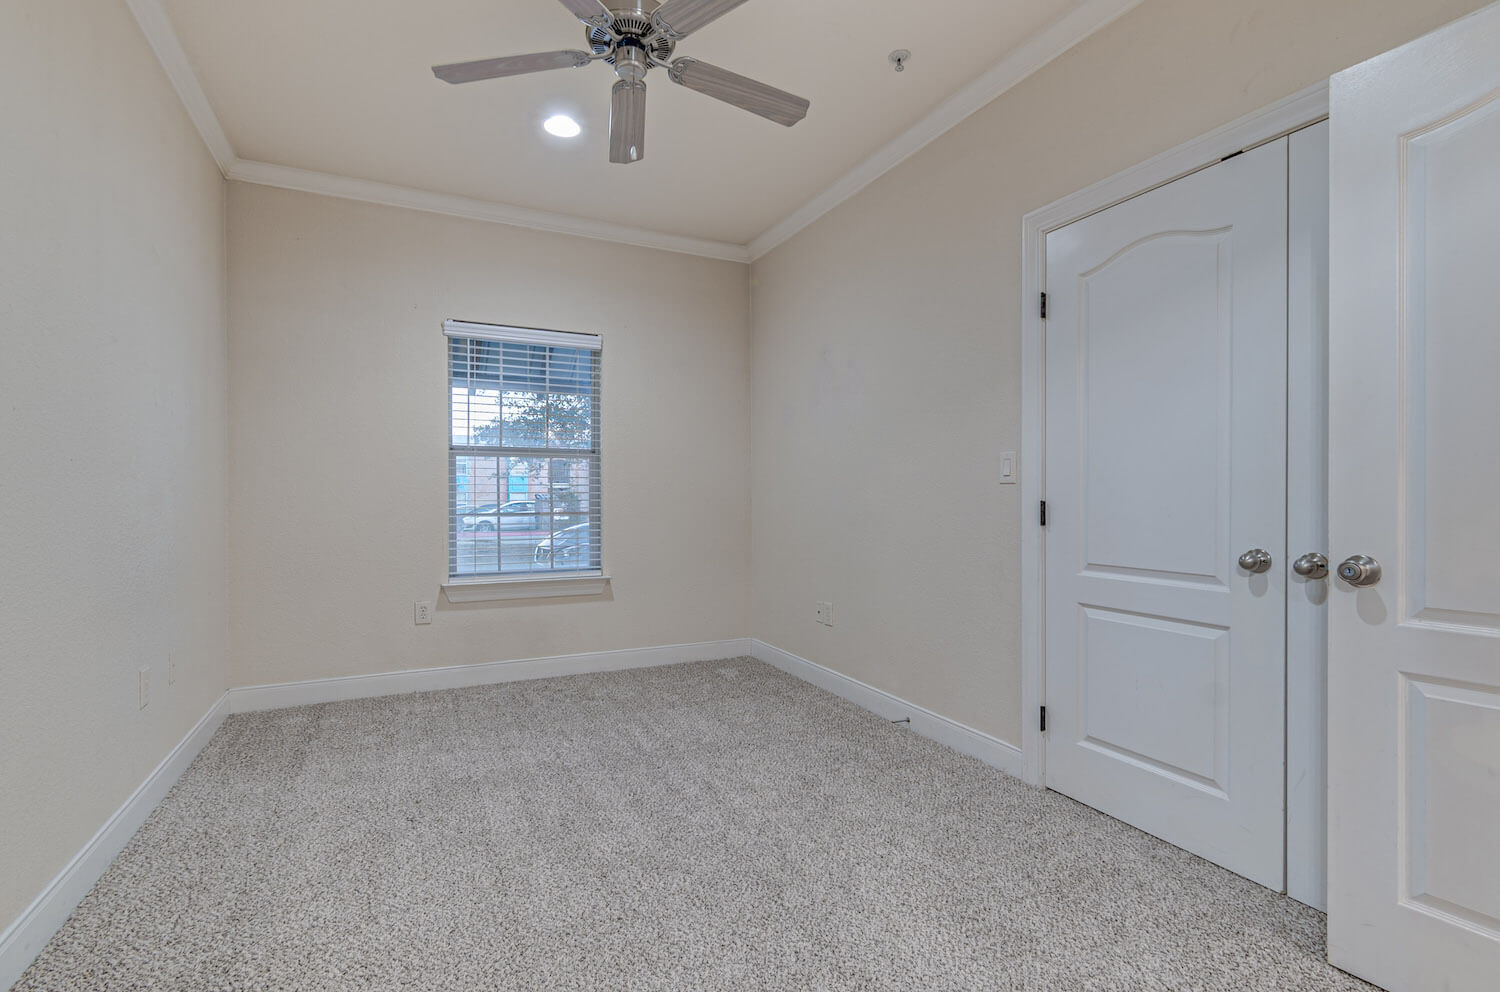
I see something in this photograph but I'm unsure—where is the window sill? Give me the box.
[441,573,610,603]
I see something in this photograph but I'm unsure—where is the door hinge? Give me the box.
[1040,291,1048,319]
[1039,500,1047,526]
[1039,705,1047,733]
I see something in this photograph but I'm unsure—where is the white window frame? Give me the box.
[440,320,608,602]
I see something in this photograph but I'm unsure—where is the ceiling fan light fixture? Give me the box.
[543,114,583,138]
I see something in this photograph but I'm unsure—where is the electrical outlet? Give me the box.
[138,667,150,710]
[167,655,176,685]
[815,601,835,627]
[414,601,435,625]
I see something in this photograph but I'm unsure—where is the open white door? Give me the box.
[1327,5,1500,990]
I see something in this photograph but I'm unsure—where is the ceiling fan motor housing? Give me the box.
[588,1,675,68]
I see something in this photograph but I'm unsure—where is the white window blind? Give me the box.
[446,321,602,579]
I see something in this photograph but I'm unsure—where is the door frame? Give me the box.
[1018,81,1330,902]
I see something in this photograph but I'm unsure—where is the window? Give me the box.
[446,320,601,580]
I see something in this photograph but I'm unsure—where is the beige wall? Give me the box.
[227,183,751,688]
[0,0,229,930]
[2,0,1486,942]
[747,0,1487,746]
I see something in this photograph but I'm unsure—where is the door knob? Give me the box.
[1337,555,1382,586]
[1293,552,1329,579]
[1238,548,1273,574]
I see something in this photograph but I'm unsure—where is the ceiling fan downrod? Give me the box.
[609,42,649,164]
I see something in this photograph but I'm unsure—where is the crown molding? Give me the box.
[225,159,753,263]
[122,0,235,173]
[124,0,1140,266]
[744,0,1144,261]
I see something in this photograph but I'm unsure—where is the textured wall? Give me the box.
[0,0,229,931]
[747,0,1488,745]
[226,183,751,688]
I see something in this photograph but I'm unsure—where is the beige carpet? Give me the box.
[12,658,1374,991]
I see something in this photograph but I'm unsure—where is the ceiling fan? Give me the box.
[432,0,810,165]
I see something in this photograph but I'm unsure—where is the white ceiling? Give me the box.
[152,0,1099,249]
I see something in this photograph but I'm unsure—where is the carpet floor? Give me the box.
[13,658,1375,991]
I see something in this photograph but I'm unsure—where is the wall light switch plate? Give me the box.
[414,601,435,625]
[167,655,176,685]
[815,601,835,626]
[999,451,1018,484]
[139,667,150,710]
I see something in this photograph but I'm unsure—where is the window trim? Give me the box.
[443,320,602,351]
[441,572,610,603]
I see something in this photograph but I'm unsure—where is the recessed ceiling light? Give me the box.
[543,114,582,138]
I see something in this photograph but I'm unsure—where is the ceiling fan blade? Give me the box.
[667,58,809,126]
[609,79,648,164]
[556,0,614,27]
[651,0,752,40]
[432,50,591,84]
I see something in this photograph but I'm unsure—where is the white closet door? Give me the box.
[1286,119,1331,912]
[1327,4,1500,989]
[1044,139,1288,888]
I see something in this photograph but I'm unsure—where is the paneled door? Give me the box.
[1326,4,1500,989]
[1043,139,1288,888]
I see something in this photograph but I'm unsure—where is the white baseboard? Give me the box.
[0,693,229,991]
[747,639,1025,780]
[227,639,754,714]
